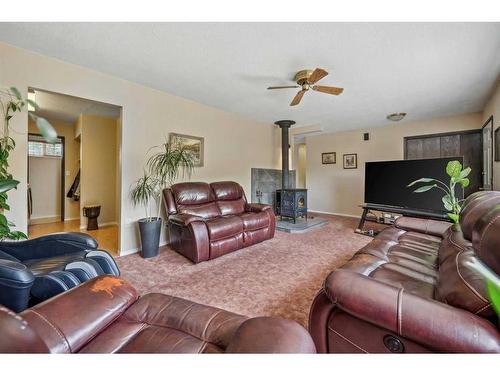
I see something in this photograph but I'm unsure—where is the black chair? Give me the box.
[0,232,119,312]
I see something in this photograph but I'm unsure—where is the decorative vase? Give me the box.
[138,217,162,258]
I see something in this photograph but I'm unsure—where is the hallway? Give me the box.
[28,219,119,256]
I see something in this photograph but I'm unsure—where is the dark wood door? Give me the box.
[404,130,483,196]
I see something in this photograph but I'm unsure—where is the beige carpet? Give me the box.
[116,215,373,327]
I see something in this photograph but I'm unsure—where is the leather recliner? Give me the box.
[0,275,316,354]
[163,181,276,263]
[309,191,500,353]
[0,232,119,312]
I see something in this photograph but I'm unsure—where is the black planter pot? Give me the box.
[138,217,162,258]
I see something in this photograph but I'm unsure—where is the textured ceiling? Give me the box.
[1,23,499,132]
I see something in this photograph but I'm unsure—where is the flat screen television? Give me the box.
[364,157,464,215]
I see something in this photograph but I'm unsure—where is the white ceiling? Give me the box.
[31,89,121,124]
[1,23,499,133]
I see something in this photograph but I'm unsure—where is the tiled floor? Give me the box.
[28,219,119,256]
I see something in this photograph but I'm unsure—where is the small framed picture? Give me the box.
[169,133,204,167]
[322,152,336,164]
[343,153,357,169]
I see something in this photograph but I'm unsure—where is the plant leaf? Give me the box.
[486,280,500,317]
[9,87,22,100]
[26,98,40,111]
[459,167,471,179]
[407,177,436,187]
[0,179,19,194]
[446,160,462,178]
[447,213,460,223]
[413,184,436,193]
[36,117,58,143]
[459,178,470,188]
[442,195,453,211]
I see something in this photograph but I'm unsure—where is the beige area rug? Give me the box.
[116,215,373,327]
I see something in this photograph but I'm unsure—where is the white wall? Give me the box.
[28,156,61,222]
[306,112,483,217]
[79,114,118,226]
[483,82,500,190]
[1,42,278,255]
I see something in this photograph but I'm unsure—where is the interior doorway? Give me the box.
[26,88,122,256]
[28,133,65,223]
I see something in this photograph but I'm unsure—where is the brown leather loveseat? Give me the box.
[163,181,276,263]
[309,191,500,353]
[0,275,315,353]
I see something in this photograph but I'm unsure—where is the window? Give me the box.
[28,138,62,158]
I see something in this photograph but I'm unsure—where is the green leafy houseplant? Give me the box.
[0,87,56,240]
[130,139,195,258]
[130,172,159,222]
[147,139,195,217]
[407,160,470,223]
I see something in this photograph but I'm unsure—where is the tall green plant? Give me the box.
[407,160,470,223]
[146,139,195,218]
[130,172,159,221]
[0,87,56,240]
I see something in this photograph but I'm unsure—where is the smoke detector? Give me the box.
[386,112,407,121]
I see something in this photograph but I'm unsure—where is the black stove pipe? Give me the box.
[274,120,295,190]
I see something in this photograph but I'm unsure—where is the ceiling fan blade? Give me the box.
[308,68,328,84]
[267,85,300,90]
[290,90,306,106]
[312,85,344,95]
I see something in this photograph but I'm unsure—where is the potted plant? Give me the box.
[131,140,194,258]
[407,159,470,223]
[0,87,56,241]
[131,172,161,258]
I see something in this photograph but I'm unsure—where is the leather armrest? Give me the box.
[395,216,451,238]
[169,213,205,226]
[0,232,98,261]
[226,317,316,353]
[21,275,138,353]
[324,270,500,353]
[0,259,35,312]
[245,203,273,213]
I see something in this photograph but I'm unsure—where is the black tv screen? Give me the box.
[364,157,464,214]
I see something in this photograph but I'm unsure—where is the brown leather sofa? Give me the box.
[0,275,315,353]
[309,191,500,353]
[163,181,276,263]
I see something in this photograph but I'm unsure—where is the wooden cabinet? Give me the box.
[404,130,483,196]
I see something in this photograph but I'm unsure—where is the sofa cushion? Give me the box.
[210,181,244,201]
[436,249,494,317]
[460,191,500,241]
[240,212,270,231]
[177,202,221,219]
[79,293,247,353]
[206,216,244,241]
[172,182,215,205]
[217,199,246,216]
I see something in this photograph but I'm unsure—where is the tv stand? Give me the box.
[356,204,449,236]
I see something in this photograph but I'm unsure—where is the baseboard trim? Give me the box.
[29,216,61,225]
[309,210,360,219]
[118,240,168,257]
[64,217,80,222]
[80,221,118,229]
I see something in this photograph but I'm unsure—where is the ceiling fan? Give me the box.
[267,68,344,106]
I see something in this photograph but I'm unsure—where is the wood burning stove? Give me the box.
[276,188,307,223]
[274,120,308,223]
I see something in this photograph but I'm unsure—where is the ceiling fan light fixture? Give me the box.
[386,112,407,122]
